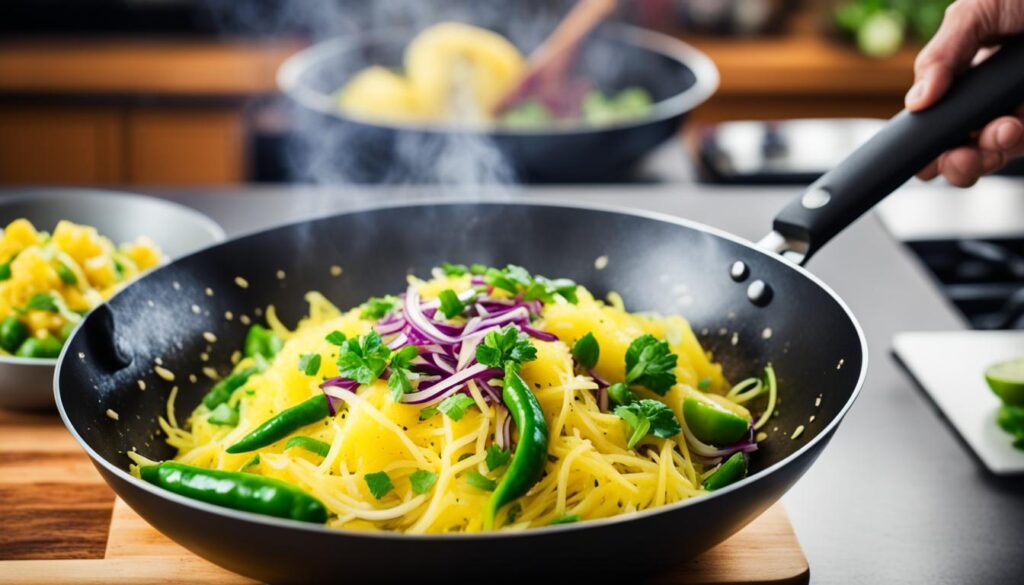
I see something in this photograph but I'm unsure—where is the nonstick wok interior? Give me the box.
[57,202,864,582]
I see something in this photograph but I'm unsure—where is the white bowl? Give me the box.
[0,189,225,409]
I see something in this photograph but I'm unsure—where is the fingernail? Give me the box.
[996,121,1023,150]
[905,80,927,107]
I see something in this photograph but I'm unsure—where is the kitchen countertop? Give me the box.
[6,183,1024,583]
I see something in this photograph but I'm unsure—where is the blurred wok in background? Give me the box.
[0,0,972,186]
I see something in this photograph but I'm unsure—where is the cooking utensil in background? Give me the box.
[0,190,225,410]
[277,24,718,183]
[55,35,1024,583]
[493,0,618,114]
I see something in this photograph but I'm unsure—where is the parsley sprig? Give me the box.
[624,334,678,395]
[337,331,391,384]
[386,345,419,402]
[484,264,578,304]
[614,399,682,448]
[475,324,538,372]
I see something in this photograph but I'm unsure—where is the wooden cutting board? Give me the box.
[0,411,808,584]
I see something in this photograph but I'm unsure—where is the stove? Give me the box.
[906,237,1024,329]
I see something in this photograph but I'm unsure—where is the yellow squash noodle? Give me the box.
[161,275,753,533]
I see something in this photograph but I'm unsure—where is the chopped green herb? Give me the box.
[55,263,78,285]
[419,406,439,421]
[337,331,390,384]
[0,260,11,281]
[614,399,682,449]
[361,295,400,320]
[483,264,578,304]
[698,378,712,390]
[113,258,125,278]
[440,262,468,276]
[25,293,58,313]
[208,402,239,426]
[437,393,476,421]
[607,382,636,407]
[485,444,512,471]
[470,263,488,275]
[438,289,467,319]
[475,324,537,371]
[624,334,678,395]
[387,345,418,402]
[364,471,393,500]
[298,353,322,376]
[244,325,283,360]
[285,436,331,457]
[465,471,497,492]
[325,330,346,346]
[571,332,600,370]
[409,469,438,494]
[550,514,581,525]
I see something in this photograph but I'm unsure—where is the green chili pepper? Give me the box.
[285,436,331,457]
[202,365,262,410]
[139,461,327,523]
[703,452,748,491]
[226,395,331,454]
[244,325,283,360]
[0,316,29,352]
[683,396,750,446]
[15,334,62,359]
[484,367,549,529]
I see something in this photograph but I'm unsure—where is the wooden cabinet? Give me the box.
[0,106,124,184]
[126,108,245,184]
[0,40,298,186]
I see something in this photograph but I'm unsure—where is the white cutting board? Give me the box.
[893,331,1024,475]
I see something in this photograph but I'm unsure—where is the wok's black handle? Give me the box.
[770,35,1024,265]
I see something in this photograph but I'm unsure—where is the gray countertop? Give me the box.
[46,183,1024,583]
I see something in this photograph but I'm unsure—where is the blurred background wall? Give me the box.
[0,0,943,185]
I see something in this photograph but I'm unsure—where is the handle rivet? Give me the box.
[729,261,749,282]
[801,188,831,209]
[747,280,773,306]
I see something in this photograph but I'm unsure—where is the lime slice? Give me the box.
[985,357,1024,406]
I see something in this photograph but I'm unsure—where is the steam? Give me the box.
[202,0,583,187]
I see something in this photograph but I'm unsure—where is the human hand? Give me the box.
[905,0,1024,187]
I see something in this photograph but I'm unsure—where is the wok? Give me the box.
[56,37,1024,583]
[277,24,718,183]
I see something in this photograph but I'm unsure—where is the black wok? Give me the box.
[277,24,718,183]
[56,37,1024,584]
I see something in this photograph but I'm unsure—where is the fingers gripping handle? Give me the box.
[769,35,1024,265]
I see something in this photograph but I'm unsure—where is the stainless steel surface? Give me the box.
[878,177,1024,241]
[0,189,225,409]
[34,183,1024,583]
